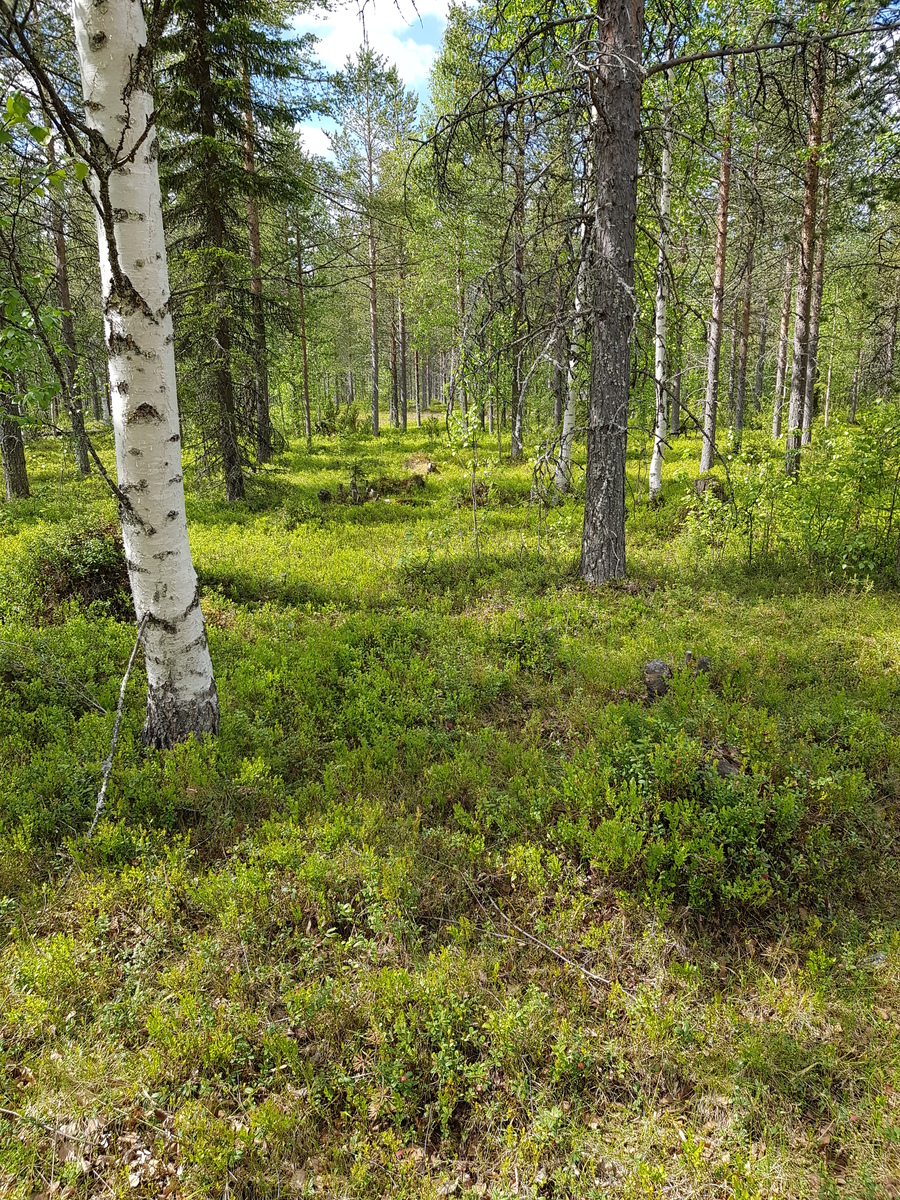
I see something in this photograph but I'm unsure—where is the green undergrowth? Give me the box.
[0,415,899,1197]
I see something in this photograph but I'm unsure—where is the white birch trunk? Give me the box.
[72,0,218,748]
[649,72,673,502]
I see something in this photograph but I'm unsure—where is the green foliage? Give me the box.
[1,427,899,1197]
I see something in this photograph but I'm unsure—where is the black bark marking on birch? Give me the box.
[166,510,179,521]
[129,403,162,423]
[141,679,219,749]
[108,331,141,356]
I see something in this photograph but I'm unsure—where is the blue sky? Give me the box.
[294,0,451,156]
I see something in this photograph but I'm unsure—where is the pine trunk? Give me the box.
[580,0,643,582]
[785,42,825,476]
[72,0,218,746]
[699,66,733,475]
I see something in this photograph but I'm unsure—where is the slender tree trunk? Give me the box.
[786,41,826,476]
[734,150,758,450]
[190,0,244,500]
[242,58,271,464]
[555,212,591,492]
[824,282,838,427]
[802,174,830,445]
[649,70,673,502]
[699,64,733,475]
[727,298,740,417]
[850,344,862,423]
[72,0,218,746]
[48,156,90,476]
[88,361,102,420]
[510,105,526,460]
[414,348,421,426]
[0,385,29,500]
[552,261,566,427]
[580,0,643,582]
[670,319,683,436]
[886,277,899,391]
[296,238,311,449]
[456,226,468,419]
[753,306,767,411]
[772,240,793,436]
[399,295,408,432]
[389,316,398,427]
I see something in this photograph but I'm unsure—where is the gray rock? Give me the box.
[644,659,673,698]
[696,656,712,673]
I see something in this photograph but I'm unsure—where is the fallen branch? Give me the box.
[86,615,148,841]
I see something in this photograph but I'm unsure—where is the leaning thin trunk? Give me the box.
[772,239,793,437]
[785,41,826,476]
[580,0,643,582]
[243,58,271,463]
[72,0,218,746]
[699,64,733,475]
[801,174,830,446]
[649,70,673,502]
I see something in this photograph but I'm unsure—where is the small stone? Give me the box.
[644,659,672,698]
[696,656,712,673]
[716,757,739,777]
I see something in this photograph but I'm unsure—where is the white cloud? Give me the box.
[295,0,451,93]
[298,122,335,159]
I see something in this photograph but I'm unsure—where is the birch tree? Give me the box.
[37,0,220,746]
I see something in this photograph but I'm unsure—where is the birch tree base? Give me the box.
[142,679,220,749]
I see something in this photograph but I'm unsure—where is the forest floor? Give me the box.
[1,416,899,1199]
